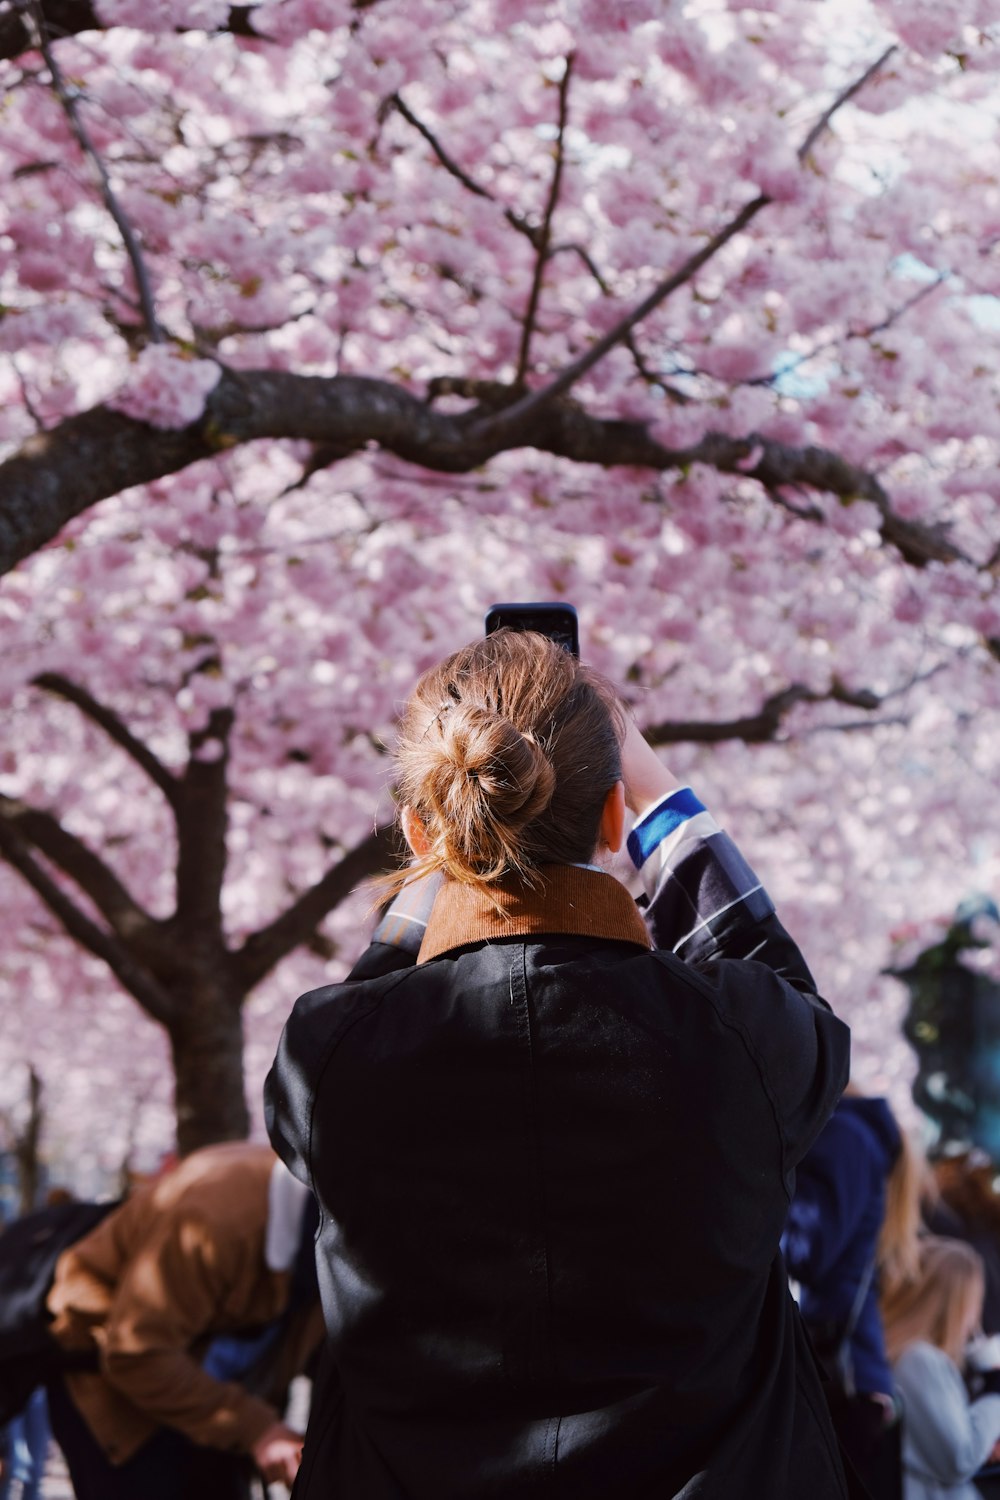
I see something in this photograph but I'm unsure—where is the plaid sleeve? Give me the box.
[369,872,442,956]
[627,787,776,963]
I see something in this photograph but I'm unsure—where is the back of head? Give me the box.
[395,630,623,891]
[882,1234,984,1364]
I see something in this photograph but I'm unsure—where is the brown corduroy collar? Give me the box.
[417,865,652,964]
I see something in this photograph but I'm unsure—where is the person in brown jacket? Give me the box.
[45,1141,316,1499]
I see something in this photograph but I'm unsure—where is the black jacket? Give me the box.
[266,848,851,1498]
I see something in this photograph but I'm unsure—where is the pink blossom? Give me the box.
[0,300,97,350]
[700,341,772,383]
[1,0,1000,1179]
[109,346,221,430]
[252,0,353,42]
[873,0,968,59]
[95,0,232,29]
[16,252,67,293]
[570,0,661,33]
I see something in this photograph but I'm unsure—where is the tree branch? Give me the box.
[235,823,401,989]
[549,241,693,403]
[746,273,948,391]
[0,0,262,61]
[0,789,159,938]
[0,802,176,1024]
[515,54,574,385]
[0,367,971,574]
[471,193,772,441]
[33,672,180,808]
[25,0,162,342]
[797,46,897,165]
[470,44,900,442]
[384,91,541,246]
[643,681,884,746]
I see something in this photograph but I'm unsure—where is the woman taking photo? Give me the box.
[266,629,852,1498]
[882,1235,1000,1500]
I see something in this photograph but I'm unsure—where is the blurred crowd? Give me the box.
[0,1143,321,1500]
[5,1116,1000,1498]
[785,1090,1000,1500]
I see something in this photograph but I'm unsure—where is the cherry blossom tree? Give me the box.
[0,0,998,1177]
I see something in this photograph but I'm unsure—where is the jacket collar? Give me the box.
[418,865,651,964]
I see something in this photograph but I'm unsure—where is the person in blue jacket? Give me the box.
[784,1092,906,1499]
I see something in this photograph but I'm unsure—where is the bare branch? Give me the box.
[0,0,263,61]
[472,45,899,441]
[33,672,180,808]
[0,368,972,574]
[798,714,910,736]
[235,823,401,989]
[384,91,541,246]
[746,273,947,391]
[9,356,45,431]
[763,484,825,523]
[643,680,884,746]
[0,802,175,1024]
[470,193,772,441]
[515,54,574,385]
[25,0,162,341]
[798,46,897,164]
[549,241,693,404]
[0,789,158,939]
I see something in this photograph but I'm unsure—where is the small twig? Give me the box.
[644,680,889,747]
[746,273,947,390]
[797,45,897,164]
[472,44,902,441]
[25,0,162,341]
[763,483,825,523]
[514,54,574,385]
[550,241,693,404]
[32,672,180,806]
[799,714,910,736]
[473,193,771,439]
[9,355,45,429]
[385,90,541,246]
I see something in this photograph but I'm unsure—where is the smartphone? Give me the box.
[484,602,579,658]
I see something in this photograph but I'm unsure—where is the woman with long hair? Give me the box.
[783,1094,923,1499]
[882,1235,1000,1499]
[266,629,852,1498]
[783,1094,909,1500]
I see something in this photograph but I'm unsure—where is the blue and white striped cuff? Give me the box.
[627,786,706,870]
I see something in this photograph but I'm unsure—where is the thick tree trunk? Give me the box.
[167,984,249,1157]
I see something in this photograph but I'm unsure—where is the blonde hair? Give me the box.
[882,1236,985,1365]
[878,1130,925,1296]
[391,630,624,896]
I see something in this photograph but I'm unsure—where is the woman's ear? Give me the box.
[401,805,431,858]
[599,781,626,855]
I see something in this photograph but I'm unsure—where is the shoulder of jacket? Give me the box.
[646,944,785,1038]
[285,965,417,1076]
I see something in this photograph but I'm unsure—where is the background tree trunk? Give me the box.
[168,984,249,1157]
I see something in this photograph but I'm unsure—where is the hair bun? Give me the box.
[438,704,556,830]
[392,630,623,892]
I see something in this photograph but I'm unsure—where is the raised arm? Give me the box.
[621,717,816,988]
